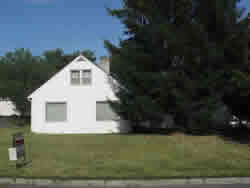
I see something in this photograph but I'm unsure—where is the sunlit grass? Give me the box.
[0,126,250,179]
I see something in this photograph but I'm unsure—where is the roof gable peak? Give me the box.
[28,54,110,99]
[74,55,88,62]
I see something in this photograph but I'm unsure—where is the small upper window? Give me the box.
[71,70,80,85]
[82,70,92,85]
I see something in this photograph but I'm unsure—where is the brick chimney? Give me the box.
[99,57,110,74]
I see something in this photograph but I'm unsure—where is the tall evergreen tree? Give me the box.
[105,0,248,133]
[223,16,250,123]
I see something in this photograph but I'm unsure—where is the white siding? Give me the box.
[29,56,131,134]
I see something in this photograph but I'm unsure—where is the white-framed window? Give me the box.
[71,70,80,85]
[96,101,120,121]
[82,70,92,85]
[70,69,92,85]
[46,102,67,122]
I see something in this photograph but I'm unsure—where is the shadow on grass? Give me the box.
[0,185,8,188]
[127,125,250,145]
[121,127,180,136]
[216,127,250,145]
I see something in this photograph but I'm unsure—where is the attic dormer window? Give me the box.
[82,70,91,85]
[71,70,80,85]
[70,69,91,85]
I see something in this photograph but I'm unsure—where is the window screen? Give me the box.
[46,103,67,122]
[96,102,119,121]
[71,70,80,85]
[82,70,91,85]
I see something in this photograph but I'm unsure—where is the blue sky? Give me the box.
[0,0,250,60]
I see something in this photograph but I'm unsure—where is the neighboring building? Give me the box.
[28,55,131,134]
[0,99,20,117]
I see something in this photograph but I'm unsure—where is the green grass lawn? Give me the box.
[0,126,250,179]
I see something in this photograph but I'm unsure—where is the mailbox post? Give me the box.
[12,132,26,168]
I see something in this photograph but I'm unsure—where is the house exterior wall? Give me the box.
[29,57,131,134]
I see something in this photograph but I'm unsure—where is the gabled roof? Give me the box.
[27,55,109,99]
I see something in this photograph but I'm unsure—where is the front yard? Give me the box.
[0,126,250,179]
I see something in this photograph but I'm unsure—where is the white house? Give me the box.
[27,55,131,134]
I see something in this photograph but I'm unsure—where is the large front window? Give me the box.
[46,102,67,122]
[96,101,119,121]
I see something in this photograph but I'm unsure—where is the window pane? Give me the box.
[82,70,91,85]
[46,103,67,122]
[82,70,91,77]
[96,102,119,121]
[71,70,80,85]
